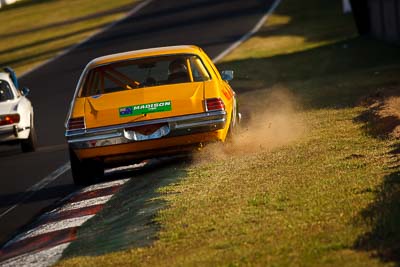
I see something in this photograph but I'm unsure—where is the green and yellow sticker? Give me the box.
[119,100,172,117]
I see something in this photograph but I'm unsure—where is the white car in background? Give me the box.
[0,69,36,152]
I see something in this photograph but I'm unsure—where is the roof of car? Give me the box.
[86,45,204,69]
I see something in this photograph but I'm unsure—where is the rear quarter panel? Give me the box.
[200,50,235,139]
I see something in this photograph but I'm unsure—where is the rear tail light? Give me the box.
[0,114,20,126]
[67,117,85,130]
[205,98,225,111]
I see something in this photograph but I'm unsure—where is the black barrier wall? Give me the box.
[351,0,400,43]
[369,0,400,42]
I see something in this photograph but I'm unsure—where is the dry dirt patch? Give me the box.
[358,85,400,139]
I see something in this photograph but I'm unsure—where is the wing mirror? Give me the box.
[21,87,30,96]
[221,70,234,81]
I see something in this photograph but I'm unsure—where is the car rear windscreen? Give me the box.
[80,54,211,97]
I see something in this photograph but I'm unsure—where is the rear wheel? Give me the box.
[226,98,240,140]
[21,117,37,153]
[69,147,103,186]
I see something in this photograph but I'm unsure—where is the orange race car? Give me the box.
[65,45,240,185]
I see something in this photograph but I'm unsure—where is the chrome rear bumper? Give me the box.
[0,125,29,142]
[66,110,226,149]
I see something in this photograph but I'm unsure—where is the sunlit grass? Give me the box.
[223,1,357,61]
[0,0,138,75]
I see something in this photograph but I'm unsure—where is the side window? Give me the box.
[0,80,14,102]
[83,71,101,96]
[189,56,211,82]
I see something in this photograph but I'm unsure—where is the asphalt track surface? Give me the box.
[0,0,275,245]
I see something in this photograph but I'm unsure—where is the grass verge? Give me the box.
[0,0,138,75]
[57,0,400,266]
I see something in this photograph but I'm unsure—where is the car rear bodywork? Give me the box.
[65,45,237,184]
[0,72,36,152]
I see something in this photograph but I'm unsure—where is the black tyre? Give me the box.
[69,147,103,186]
[21,118,37,153]
[226,98,240,140]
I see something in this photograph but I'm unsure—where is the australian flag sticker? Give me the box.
[119,107,133,117]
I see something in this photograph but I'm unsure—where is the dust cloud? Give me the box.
[195,87,306,161]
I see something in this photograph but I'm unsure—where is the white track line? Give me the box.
[212,0,282,63]
[0,162,71,220]
[0,243,70,267]
[6,215,94,246]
